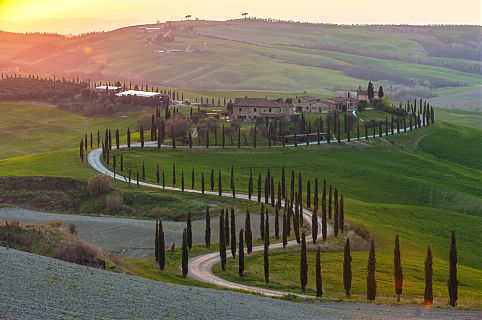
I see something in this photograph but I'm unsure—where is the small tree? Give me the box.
[367,239,377,301]
[140,125,145,148]
[219,212,227,271]
[239,229,245,277]
[394,234,403,302]
[158,220,165,270]
[448,231,458,307]
[181,228,188,278]
[300,232,308,292]
[344,238,352,298]
[282,211,288,249]
[316,246,323,297]
[225,210,230,246]
[424,246,433,306]
[230,208,236,258]
[205,207,211,248]
[260,204,265,241]
[274,206,280,239]
[245,209,253,254]
[187,212,192,249]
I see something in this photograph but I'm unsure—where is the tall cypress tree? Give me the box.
[181,228,188,278]
[448,231,458,307]
[245,209,253,254]
[260,204,265,241]
[394,234,403,302]
[142,161,145,180]
[230,166,235,198]
[140,125,145,148]
[344,238,352,298]
[316,246,323,297]
[282,211,288,249]
[201,172,205,194]
[314,178,319,210]
[321,179,327,241]
[115,129,120,149]
[424,246,433,306]
[191,168,195,189]
[239,229,245,277]
[210,169,214,191]
[367,239,377,301]
[263,223,269,284]
[257,173,262,203]
[156,164,160,185]
[265,210,270,246]
[205,207,211,248]
[158,220,165,270]
[248,169,253,200]
[274,206,280,239]
[219,212,226,271]
[186,212,192,249]
[339,194,344,233]
[312,205,318,243]
[281,166,286,199]
[181,171,185,192]
[230,208,236,258]
[300,232,308,292]
[225,210,230,246]
[172,164,176,186]
[306,180,311,208]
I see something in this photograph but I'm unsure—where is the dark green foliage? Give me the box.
[219,212,227,271]
[265,210,270,246]
[142,161,145,180]
[282,211,287,249]
[248,169,253,200]
[424,246,433,305]
[205,207,211,248]
[312,206,318,243]
[344,238,352,297]
[191,168,195,189]
[274,206,280,239]
[140,125,144,148]
[448,231,458,307]
[158,220,165,270]
[115,128,119,149]
[300,232,308,292]
[239,229,244,277]
[210,169,214,191]
[181,228,188,278]
[230,166,235,198]
[181,171,184,192]
[260,204,265,241]
[316,246,323,297]
[225,210,230,246]
[314,178,319,210]
[263,222,269,284]
[245,209,253,254]
[257,173,262,203]
[156,164,160,185]
[306,180,311,208]
[201,172,205,194]
[230,208,236,258]
[186,212,192,249]
[367,239,377,301]
[172,164,176,186]
[394,234,403,302]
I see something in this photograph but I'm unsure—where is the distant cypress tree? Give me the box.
[230,166,235,198]
[448,231,458,307]
[312,205,318,243]
[263,223,269,284]
[281,166,286,199]
[140,125,145,147]
[191,168,195,189]
[210,169,214,191]
[298,173,302,203]
[290,170,295,203]
[181,228,189,278]
[127,127,131,148]
[394,234,403,302]
[424,246,433,306]
[222,125,225,148]
[245,209,253,254]
[264,176,269,204]
[97,129,100,147]
[115,129,120,149]
[238,229,245,277]
[205,207,211,248]
[187,212,192,249]
[265,210,270,246]
[274,206,280,239]
[172,164,176,186]
[316,246,323,297]
[162,170,165,189]
[270,177,275,207]
[306,180,311,208]
[156,164,160,185]
[257,173,262,203]
[248,169,253,200]
[339,194,344,233]
[188,130,192,149]
[357,122,360,141]
[314,178,319,210]
[321,179,327,241]
[155,220,159,262]
[282,211,288,249]
[201,172,205,194]
[225,210,230,246]
[300,232,308,292]
[142,161,145,180]
[219,212,226,271]
[365,124,368,140]
[328,185,332,220]
[158,220,165,270]
[230,208,236,258]
[171,126,176,149]
[344,238,352,298]
[367,239,377,300]
[218,169,222,196]
[181,171,185,192]
[260,204,265,241]
[136,170,139,186]
[253,125,257,148]
[238,127,241,148]
[79,139,84,162]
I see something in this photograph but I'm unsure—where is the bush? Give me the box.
[68,223,77,236]
[105,194,124,212]
[87,174,112,197]
[150,207,173,218]
[53,243,103,268]
[48,220,64,228]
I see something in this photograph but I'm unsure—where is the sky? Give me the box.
[0,0,480,33]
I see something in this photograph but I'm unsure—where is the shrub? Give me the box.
[105,194,124,212]
[48,220,63,228]
[68,223,77,236]
[87,174,112,197]
[150,207,173,218]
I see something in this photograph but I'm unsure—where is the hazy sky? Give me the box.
[1,0,480,31]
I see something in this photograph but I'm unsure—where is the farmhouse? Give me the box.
[356,86,379,101]
[116,90,163,98]
[232,98,292,121]
[293,95,358,113]
[323,96,359,111]
[95,85,122,93]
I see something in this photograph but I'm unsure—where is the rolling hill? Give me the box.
[1,20,481,108]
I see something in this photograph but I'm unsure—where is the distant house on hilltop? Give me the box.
[293,95,358,113]
[356,86,379,102]
[232,97,292,121]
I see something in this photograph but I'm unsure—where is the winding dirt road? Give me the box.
[88,142,332,298]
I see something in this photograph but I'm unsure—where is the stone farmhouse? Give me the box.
[356,86,379,102]
[232,98,293,121]
[293,95,359,113]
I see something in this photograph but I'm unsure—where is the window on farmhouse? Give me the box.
[269,108,272,112]
[254,108,256,112]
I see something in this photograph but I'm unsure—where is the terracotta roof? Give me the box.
[357,89,368,95]
[327,96,358,104]
[296,95,319,103]
[234,98,287,108]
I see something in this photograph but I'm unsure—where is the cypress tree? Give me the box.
[158,125,162,148]
[201,172,205,194]
[188,130,192,149]
[424,246,433,306]
[265,210,270,245]
[222,125,225,148]
[263,223,269,284]
[339,194,344,233]
[248,169,253,200]
[290,170,295,203]
[210,169,214,191]
[312,205,318,243]
[205,130,209,149]
[225,210,230,246]
[270,177,275,207]
[142,161,145,180]
[344,238,352,298]
[155,220,159,262]
[79,139,84,162]
[293,201,300,244]
[171,126,176,149]
[218,169,222,196]
[181,171,185,192]
[300,232,308,292]
[181,229,189,278]
[314,178,319,210]
[156,164,160,185]
[239,229,245,277]
[253,125,257,148]
[115,129,120,149]
[187,212,192,249]
[172,164,176,186]
[245,209,253,254]
[158,220,165,270]
[136,171,139,186]
[238,127,241,148]
[274,206,280,239]
[365,124,368,140]
[191,168,195,189]
[257,173,262,203]
[97,129,100,147]
[205,207,211,248]
[230,208,236,258]
[281,166,286,199]
[230,166,235,198]
[448,231,458,307]
[357,122,360,141]
[140,125,145,147]
[367,239,377,301]
[315,246,323,297]
[298,172,303,203]
[282,211,288,248]
[162,170,165,189]
[394,234,403,302]
[306,180,311,208]
[260,204,265,241]
[264,176,269,204]
[219,212,226,271]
